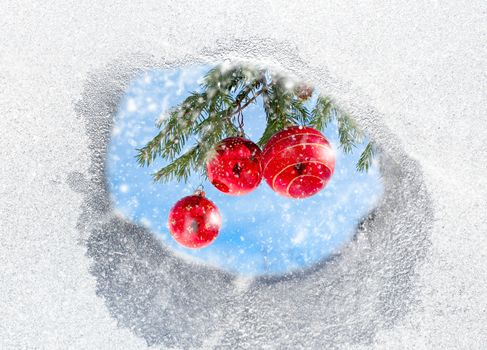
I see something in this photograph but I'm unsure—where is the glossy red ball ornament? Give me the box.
[206,137,263,195]
[262,125,335,199]
[168,191,221,248]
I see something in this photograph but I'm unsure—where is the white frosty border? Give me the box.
[72,38,432,348]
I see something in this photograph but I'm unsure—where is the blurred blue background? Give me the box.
[106,64,383,276]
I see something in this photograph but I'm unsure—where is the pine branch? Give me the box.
[356,142,376,172]
[152,145,199,183]
[336,111,364,153]
[138,65,265,183]
[136,91,209,166]
[137,63,378,183]
[257,84,290,146]
[152,110,229,183]
[232,88,264,117]
[203,64,265,95]
[310,96,333,130]
[289,98,310,125]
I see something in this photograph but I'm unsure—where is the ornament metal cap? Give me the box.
[193,185,205,197]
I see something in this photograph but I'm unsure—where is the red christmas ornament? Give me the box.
[168,191,221,248]
[206,137,263,195]
[262,126,335,199]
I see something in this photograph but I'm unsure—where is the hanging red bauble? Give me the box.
[206,136,263,195]
[262,125,335,199]
[168,191,221,248]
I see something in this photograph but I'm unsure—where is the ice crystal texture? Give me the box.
[2,4,485,349]
[72,44,432,348]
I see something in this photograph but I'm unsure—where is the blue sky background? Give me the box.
[106,65,383,276]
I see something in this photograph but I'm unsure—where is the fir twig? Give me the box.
[336,111,364,153]
[137,63,377,183]
[153,145,199,183]
[356,142,376,172]
[310,96,333,130]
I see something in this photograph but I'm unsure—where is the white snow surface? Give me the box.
[0,2,486,349]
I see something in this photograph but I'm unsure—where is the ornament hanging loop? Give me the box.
[194,182,205,197]
[237,109,245,137]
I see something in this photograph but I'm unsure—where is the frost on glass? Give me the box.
[106,64,384,276]
[74,45,431,349]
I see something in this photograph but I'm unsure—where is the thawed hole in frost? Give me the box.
[106,63,384,276]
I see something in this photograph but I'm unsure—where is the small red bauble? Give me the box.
[168,191,221,248]
[262,126,335,199]
[206,137,263,195]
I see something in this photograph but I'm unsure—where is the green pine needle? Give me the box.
[356,142,376,172]
[136,63,377,183]
[310,96,333,130]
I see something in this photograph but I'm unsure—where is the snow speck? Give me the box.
[126,98,137,112]
[291,228,308,245]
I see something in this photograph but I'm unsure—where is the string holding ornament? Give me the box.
[236,109,245,137]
